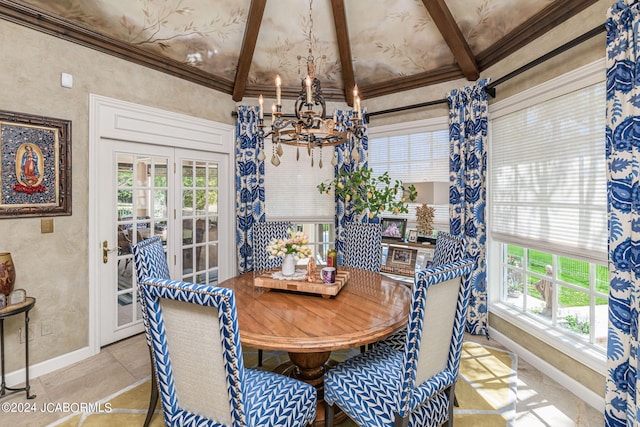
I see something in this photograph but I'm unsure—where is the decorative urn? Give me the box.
[0,252,15,297]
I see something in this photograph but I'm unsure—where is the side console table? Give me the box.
[0,297,36,399]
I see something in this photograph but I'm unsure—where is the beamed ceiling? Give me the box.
[0,0,600,105]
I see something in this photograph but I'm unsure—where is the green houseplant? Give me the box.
[317,167,417,219]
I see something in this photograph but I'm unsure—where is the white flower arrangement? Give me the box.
[267,228,312,260]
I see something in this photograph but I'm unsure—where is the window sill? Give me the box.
[489,302,606,375]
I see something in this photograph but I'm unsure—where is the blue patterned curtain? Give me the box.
[447,79,489,336]
[334,109,369,265]
[604,2,640,425]
[235,106,266,274]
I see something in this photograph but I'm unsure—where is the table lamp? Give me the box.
[407,182,449,237]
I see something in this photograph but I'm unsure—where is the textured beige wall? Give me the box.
[0,19,235,371]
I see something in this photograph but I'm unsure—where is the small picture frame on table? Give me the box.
[407,229,418,243]
[381,218,407,241]
[9,289,26,305]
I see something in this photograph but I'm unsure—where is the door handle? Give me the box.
[103,240,117,264]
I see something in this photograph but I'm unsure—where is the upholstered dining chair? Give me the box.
[253,221,292,271]
[377,231,466,351]
[431,231,466,267]
[324,258,474,427]
[131,236,170,427]
[138,277,318,427]
[343,222,382,272]
[252,221,291,366]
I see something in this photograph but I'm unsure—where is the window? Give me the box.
[489,59,607,358]
[290,222,335,265]
[263,143,335,265]
[501,244,608,350]
[264,143,334,222]
[368,118,450,231]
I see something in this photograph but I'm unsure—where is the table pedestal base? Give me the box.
[274,351,346,426]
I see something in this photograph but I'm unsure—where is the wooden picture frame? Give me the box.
[408,229,418,243]
[381,246,418,277]
[0,110,71,217]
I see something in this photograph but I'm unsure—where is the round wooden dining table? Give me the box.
[219,266,411,425]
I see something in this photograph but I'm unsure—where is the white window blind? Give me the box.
[368,120,449,229]
[491,82,607,263]
[264,143,334,221]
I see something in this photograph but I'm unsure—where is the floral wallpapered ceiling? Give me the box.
[19,0,559,95]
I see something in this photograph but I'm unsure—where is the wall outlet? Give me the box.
[41,321,53,336]
[19,326,35,343]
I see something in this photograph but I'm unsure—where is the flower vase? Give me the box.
[0,252,15,297]
[281,254,296,276]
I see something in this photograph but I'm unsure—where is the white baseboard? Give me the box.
[5,345,97,388]
[489,327,605,413]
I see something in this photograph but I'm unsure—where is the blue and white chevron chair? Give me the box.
[139,277,318,427]
[431,232,465,267]
[132,236,171,427]
[378,232,466,350]
[252,221,291,366]
[343,222,382,272]
[253,221,292,271]
[323,258,474,427]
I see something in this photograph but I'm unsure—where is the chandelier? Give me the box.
[257,0,365,168]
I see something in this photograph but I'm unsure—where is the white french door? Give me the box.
[97,141,229,346]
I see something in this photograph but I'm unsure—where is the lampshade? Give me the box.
[409,182,449,205]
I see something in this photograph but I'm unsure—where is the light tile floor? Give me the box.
[0,333,604,426]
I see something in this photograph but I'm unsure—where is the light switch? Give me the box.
[61,73,73,88]
[41,218,54,233]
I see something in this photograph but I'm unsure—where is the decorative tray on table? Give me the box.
[253,268,350,298]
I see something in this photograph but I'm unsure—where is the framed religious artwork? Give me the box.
[0,110,72,217]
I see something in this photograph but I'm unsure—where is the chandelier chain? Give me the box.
[308,0,314,57]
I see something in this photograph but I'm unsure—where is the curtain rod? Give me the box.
[231,24,605,120]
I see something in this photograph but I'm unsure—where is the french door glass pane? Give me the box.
[181,160,219,285]
[116,154,169,327]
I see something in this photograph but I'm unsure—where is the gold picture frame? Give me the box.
[0,110,72,217]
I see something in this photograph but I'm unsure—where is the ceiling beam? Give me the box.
[476,0,599,70]
[421,0,479,81]
[232,0,267,102]
[330,0,356,106]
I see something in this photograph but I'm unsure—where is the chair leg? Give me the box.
[445,384,456,427]
[144,348,158,427]
[258,349,263,367]
[393,413,409,427]
[324,401,335,427]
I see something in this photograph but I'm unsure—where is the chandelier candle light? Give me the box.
[256,0,366,168]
